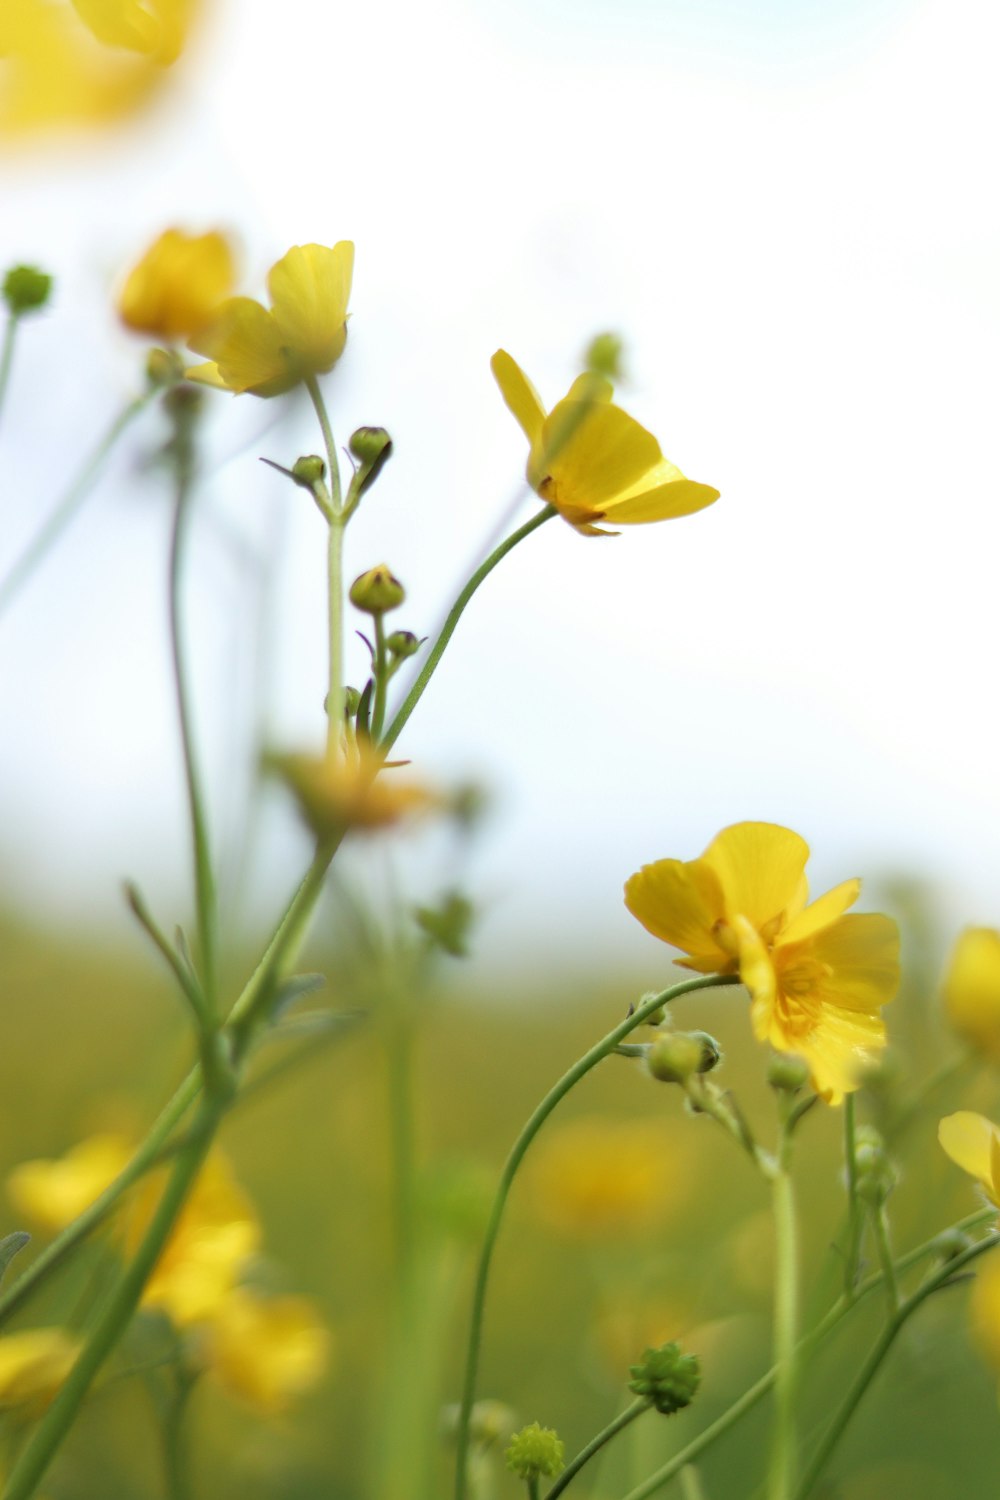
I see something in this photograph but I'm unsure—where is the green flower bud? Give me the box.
[145,347,186,387]
[931,1227,974,1264]
[348,426,393,498]
[349,564,405,615]
[505,1423,565,1480]
[767,1053,810,1094]
[647,1030,721,1084]
[628,1341,701,1415]
[853,1125,897,1206]
[343,686,362,717]
[386,630,421,660]
[441,1399,516,1449]
[292,454,326,488]
[415,892,474,958]
[3,265,53,316]
[584,331,624,381]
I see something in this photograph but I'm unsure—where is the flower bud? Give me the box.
[628,1341,701,1414]
[145,347,186,387]
[386,630,420,660]
[349,564,405,615]
[505,1423,565,1480]
[343,686,362,717]
[931,1226,974,1264]
[3,265,53,317]
[584,331,624,381]
[292,454,326,489]
[415,892,474,958]
[854,1125,897,1206]
[647,1030,720,1084]
[767,1054,810,1094]
[348,426,393,498]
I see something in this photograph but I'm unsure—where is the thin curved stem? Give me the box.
[0,314,18,434]
[545,1398,649,1499]
[452,973,742,1500]
[0,390,155,621]
[767,1159,798,1500]
[842,1095,862,1301]
[304,375,345,757]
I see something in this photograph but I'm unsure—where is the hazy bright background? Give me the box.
[1,0,999,974]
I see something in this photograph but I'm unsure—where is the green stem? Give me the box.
[2,1107,222,1500]
[842,1095,862,1301]
[528,1479,540,1500]
[452,973,741,1500]
[679,1467,706,1500]
[545,1398,648,1499]
[870,1204,899,1315]
[0,390,155,621]
[304,375,345,759]
[767,1159,798,1500]
[383,505,556,755]
[386,986,416,1285]
[0,314,18,433]
[791,1232,999,1500]
[371,611,388,742]
[162,1372,196,1500]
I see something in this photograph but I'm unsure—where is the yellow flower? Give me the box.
[200,1288,329,1414]
[270,741,436,839]
[938,1111,1000,1206]
[0,0,197,136]
[0,1329,80,1418]
[968,1250,1000,1372]
[119,228,236,342]
[7,1133,131,1235]
[186,242,354,397]
[129,1152,260,1327]
[943,928,1000,1061]
[526,1117,686,1239]
[625,822,900,1104]
[490,350,719,536]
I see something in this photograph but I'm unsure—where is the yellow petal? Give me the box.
[702,822,811,934]
[267,241,353,376]
[533,400,662,515]
[491,350,547,446]
[565,371,613,403]
[606,471,720,524]
[779,879,862,947]
[939,1111,1000,1198]
[119,228,235,341]
[70,0,192,62]
[970,1254,1000,1369]
[187,297,292,397]
[184,360,227,388]
[943,927,1000,1059]
[801,913,901,1013]
[624,856,727,966]
[792,1008,886,1104]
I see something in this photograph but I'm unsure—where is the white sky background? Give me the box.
[0,0,999,976]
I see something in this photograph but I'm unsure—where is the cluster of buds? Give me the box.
[628,1340,701,1415]
[504,1422,565,1482]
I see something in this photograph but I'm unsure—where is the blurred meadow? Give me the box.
[3,1,1000,1499]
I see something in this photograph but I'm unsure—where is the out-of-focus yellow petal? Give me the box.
[702,823,810,934]
[943,927,1000,1060]
[623,856,728,969]
[491,350,547,446]
[939,1112,1000,1200]
[738,918,779,1038]
[70,0,193,61]
[119,228,235,341]
[970,1252,1000,1370]
[779,879,861,947]
[526,1117,687,1240]
[0,1329,80,1416]
[187,297,292,397]
[267,241,353,375]
[203,1289,330,1414]
[183,360,226,388]
[7,1134,131,1235]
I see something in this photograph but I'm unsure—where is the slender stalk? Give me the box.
[679,1467,706,1500]
[304,375,346,758]
[870,1204,900,1315]
[386,987,417,1285]
[544,1398,648,1499]
[842,1096,862,1301]
[371,611,389,742]
[2,1107,222,1500]
[452,974,741,1500]
[528,1479,540,1500]
[790,1233,999,1500]
[162,1372,196,1500]
[0,314,18,433]
[0,390,155,621]
[383,506,556,755]
[767,1161,798,1500]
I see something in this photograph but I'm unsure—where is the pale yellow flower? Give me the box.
[938,1111,1000,1206]
[7,1133,131,1235]
[119,228,236,342]
[271,741,436,839]
[491,350,719,536]
[0,0,198,136]
[625,822,900,1104]
[200,1287,329,1414]
[527,1117,686,1239]
[969,1250,1000,1372]
[943,927,1000,1061]
[187,242,353,397]
[0,1329,80,1417]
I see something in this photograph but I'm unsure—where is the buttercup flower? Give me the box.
[200,1288,329,1414]
[625,822,900,1103]
[186,242,353,397]
[938,1111,1000,1206]
[943,928,1000,1061]
[0,1329,80,1417]
[490,350,719,536]
[7,1133,131,1235]
[527,1117,686,1239]
[270,741,436,839]
[0,0,198,136]
[119,228,235,342]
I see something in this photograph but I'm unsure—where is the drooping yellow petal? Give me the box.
[779,879,862,948]
[119,228,235,341]
[532,400,662,517]
[187,297,292,397]
[491,350,547,446]
[267,241,353,375]
[623,856,728,969]
[939,1111,1000,1201]
[702,823,810,934]
[943,927,1000,1060]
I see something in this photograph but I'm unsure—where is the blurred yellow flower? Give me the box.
[969,1249,1000,1372]
[271,741,436,839]
[119,228,236,342]
[7,1133,130,1235]
[625,822,900,1104]
[527,1117,686,1239]
[938,1111,1000,1206]
[943,928,1000,1061]
[0,1329,80,1417]
[200,1287,330,1414]
[490,350,719,536]
[130,1151,261,1327]
[0,0,198,136]
[186,242,354,397]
